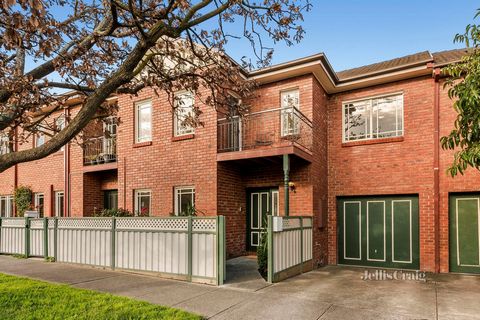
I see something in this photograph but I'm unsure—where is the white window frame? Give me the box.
[0,195,14,217]
[134,189,151,216]
[35,133,45,147]
[135,99,152,143]
[0,133,10,155]
[34,193,44,217]
[174,186,195,216]
[174,91,195,137]
[55,115,66,151]
[55,191,64,217]
[280,89,300,136]
[342,92,404,143]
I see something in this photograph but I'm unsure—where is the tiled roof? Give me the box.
[431,48,471,66]
[336,48,470,81]
[336,51,432,81]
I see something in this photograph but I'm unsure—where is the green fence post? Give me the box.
[223,217,226,282]
[43,217,48,259]
[216,216,225,285]
[0,218,2,253]
[111,217,116,270]
[187,216,193,282]
[25,217,30,257]
[300,217,304,274]
[53,217,58,261]
[267,215,274,283]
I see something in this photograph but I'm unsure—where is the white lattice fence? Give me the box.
[0,216,226,285]
[56,218,112,267]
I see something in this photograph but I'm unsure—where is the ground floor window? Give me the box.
[34,193,44,217]
[55,191,64,217]
[174,187,195,216]
[271,190,279,216]
[134,189,151,216]
[104,190,118,210]
[0,195,13,217]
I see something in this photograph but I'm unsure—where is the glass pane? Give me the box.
[137,104,151,141]
[261,193,269,227]
[179,193,192,215]
[281,90,299,109]
[138,194,150,216]
[0,198,5,217]
[272,191,279,216]
[251,194,259,229]
[8,197,13,217]
[345,102,368,140]
[175,93,194,135]
[373,96,399,138]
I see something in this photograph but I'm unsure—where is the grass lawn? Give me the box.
[0,273,202,319]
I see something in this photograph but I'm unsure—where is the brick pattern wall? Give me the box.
[327,76,437,271]
[438,77,480,272]
[116,87,217,216]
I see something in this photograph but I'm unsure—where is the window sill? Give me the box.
[133,141,152,148]
[172,134,195,142]
[342,136,404,147]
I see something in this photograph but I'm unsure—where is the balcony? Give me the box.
[83,136,117,170]
[217,107,313,162]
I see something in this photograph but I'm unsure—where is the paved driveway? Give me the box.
[0,255,479,319]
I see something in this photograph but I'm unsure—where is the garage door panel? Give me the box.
[338,196,418,269]
[367,201,386,262]
[344,202,361,260]
[450,197,480,272]
[457,199,479,266]
[392,200,412,263]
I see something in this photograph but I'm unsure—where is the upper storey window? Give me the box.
[281,89,300,136]
[0,133,11,155]
[343,93,404,142]
[174,91,195,137]
[135,100,152,143]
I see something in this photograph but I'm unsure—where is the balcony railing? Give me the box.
[217,107,313,153]
[83,136,117,165]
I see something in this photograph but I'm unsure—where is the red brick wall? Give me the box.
[438,77,480,272]
[216,75,328,261]
[116,87,217,216]
[327,76,437,271]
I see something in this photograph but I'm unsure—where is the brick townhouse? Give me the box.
[0,48,478,274]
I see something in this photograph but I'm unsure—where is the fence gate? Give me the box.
[0,216,226,286]
[267,216,313,283]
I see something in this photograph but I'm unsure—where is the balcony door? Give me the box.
[247,188,279,252]
[281,89,300,136]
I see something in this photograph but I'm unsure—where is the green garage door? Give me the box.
[338,196,419,269]
[450,195,480,274]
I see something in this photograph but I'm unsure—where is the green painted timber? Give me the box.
[338,196,419,269]
[267,215,274,283]
[111,217,116,270]
[25,218,30,257]
[450,195,480,273]
[43,217,48,259]
[283,154,290,217]
[187,216,193,282]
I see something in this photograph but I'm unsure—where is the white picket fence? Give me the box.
[268,216,313,282]
[0,216,226,285]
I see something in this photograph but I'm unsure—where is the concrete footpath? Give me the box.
[0,255,479,319]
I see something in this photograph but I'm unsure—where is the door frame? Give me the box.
[246,187,279,252]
